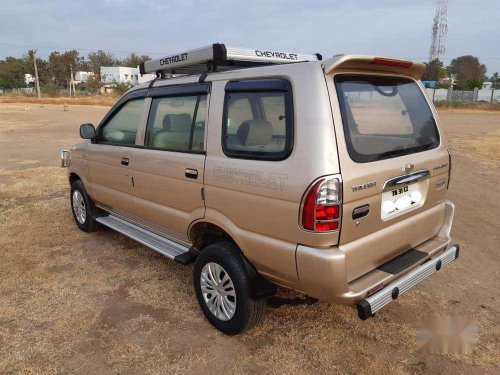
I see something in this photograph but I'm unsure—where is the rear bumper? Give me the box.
[356,244,459,320]
[295,200,457,305]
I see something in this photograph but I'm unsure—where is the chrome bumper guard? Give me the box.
[357,244,460,320]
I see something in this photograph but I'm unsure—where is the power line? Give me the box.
[0,41,166,55]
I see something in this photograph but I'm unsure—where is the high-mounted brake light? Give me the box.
[301,176,342,232]
[371,58,412,69]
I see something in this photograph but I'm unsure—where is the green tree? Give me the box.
[78,60,92,73]
[111,80,133,96]
[466,78,484,90]
[422,59,448,81]
[0,57,28,89]
[121,53,151,68]
[447,55,487,89]
[490,72,499,88]
[24,50,51,86]
[48,50,84,88]
[88,50,117,73]
[86,74,102,94]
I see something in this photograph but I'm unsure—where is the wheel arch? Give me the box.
[188,219,277,299]
[69,172,81,185]
[189,221,236,253]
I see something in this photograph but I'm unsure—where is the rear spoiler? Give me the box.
[323,54,425,80]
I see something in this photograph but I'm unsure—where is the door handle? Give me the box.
[352,204,370,220]
[185,168,198,179]
[121,157,129,166]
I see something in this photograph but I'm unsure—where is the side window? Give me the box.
[99,98,145,145]
[223,79,293,160]
[145,94,207,152]
[226,98,252,135]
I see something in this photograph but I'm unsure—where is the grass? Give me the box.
[435,101,500,112]
[0,93,117,107]
[1,109,500,374]
[0,166,498,374]
[451,130,500,167]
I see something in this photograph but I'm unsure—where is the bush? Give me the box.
[111,81,134,96]
[435,100,462,108]
[41,82,61,97]
[86,75,102,94]
[467,78,484,90]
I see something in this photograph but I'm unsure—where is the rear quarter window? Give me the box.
[222,78,293,161]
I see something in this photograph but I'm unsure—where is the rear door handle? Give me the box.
[185,168,198,179]
[121,157,129,166]
[353,204,370,220]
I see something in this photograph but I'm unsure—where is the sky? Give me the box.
[0,0,499,75]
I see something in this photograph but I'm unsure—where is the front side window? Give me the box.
[335,75,440,163]
[223,79,293,160]
[99,98,145,145]
[145,94,207,152]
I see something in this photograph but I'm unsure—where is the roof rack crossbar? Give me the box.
[140,43,321,77]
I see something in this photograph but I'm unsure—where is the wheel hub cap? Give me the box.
[200,262,236,321]
[72,190,86,224]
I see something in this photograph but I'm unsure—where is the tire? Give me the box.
[70,179,99,232]
[193,242,266,335]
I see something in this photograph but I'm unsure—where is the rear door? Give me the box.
[327,74,451,281]
[132,84,209,244]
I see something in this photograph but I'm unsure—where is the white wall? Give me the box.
[426,87,499,103]
[100,67,140,84]
[138,72,156,84]
[477,89,494,102]
[493,90,500,103]
[74,71,94,82]
[425,88,448,101]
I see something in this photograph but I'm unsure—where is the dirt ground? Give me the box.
[0,103,499,375]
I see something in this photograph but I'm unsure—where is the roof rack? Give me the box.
[139,43,322,77]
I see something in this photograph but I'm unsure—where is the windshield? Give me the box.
[335,75,440,163]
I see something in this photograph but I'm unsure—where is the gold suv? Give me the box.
[62,44,459,335]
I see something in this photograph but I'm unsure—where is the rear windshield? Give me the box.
[335,75,440,163]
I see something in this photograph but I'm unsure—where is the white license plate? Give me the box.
[381,183,423,219]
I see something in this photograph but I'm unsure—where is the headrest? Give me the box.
[162,113,192,132]
[236,120,273,146]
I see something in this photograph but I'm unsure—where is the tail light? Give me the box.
[301,176,342,232]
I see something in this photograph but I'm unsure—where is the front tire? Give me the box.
[70,180,98,232]
[193,242,266,335]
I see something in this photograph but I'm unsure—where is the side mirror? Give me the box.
[80,123,96,139]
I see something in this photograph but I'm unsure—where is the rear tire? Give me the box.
[70,180,99,232]
[193,242,266,335]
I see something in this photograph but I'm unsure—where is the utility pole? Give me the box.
[32,50,41,99]
[69,64,73,98]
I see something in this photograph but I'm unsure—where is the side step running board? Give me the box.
[95,215,197,265]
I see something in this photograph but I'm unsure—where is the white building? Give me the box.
[138,72,157,84]
[482,82,493,89]
[100,66,140,85]
[24,74,35,86]
[74,71,94,83]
